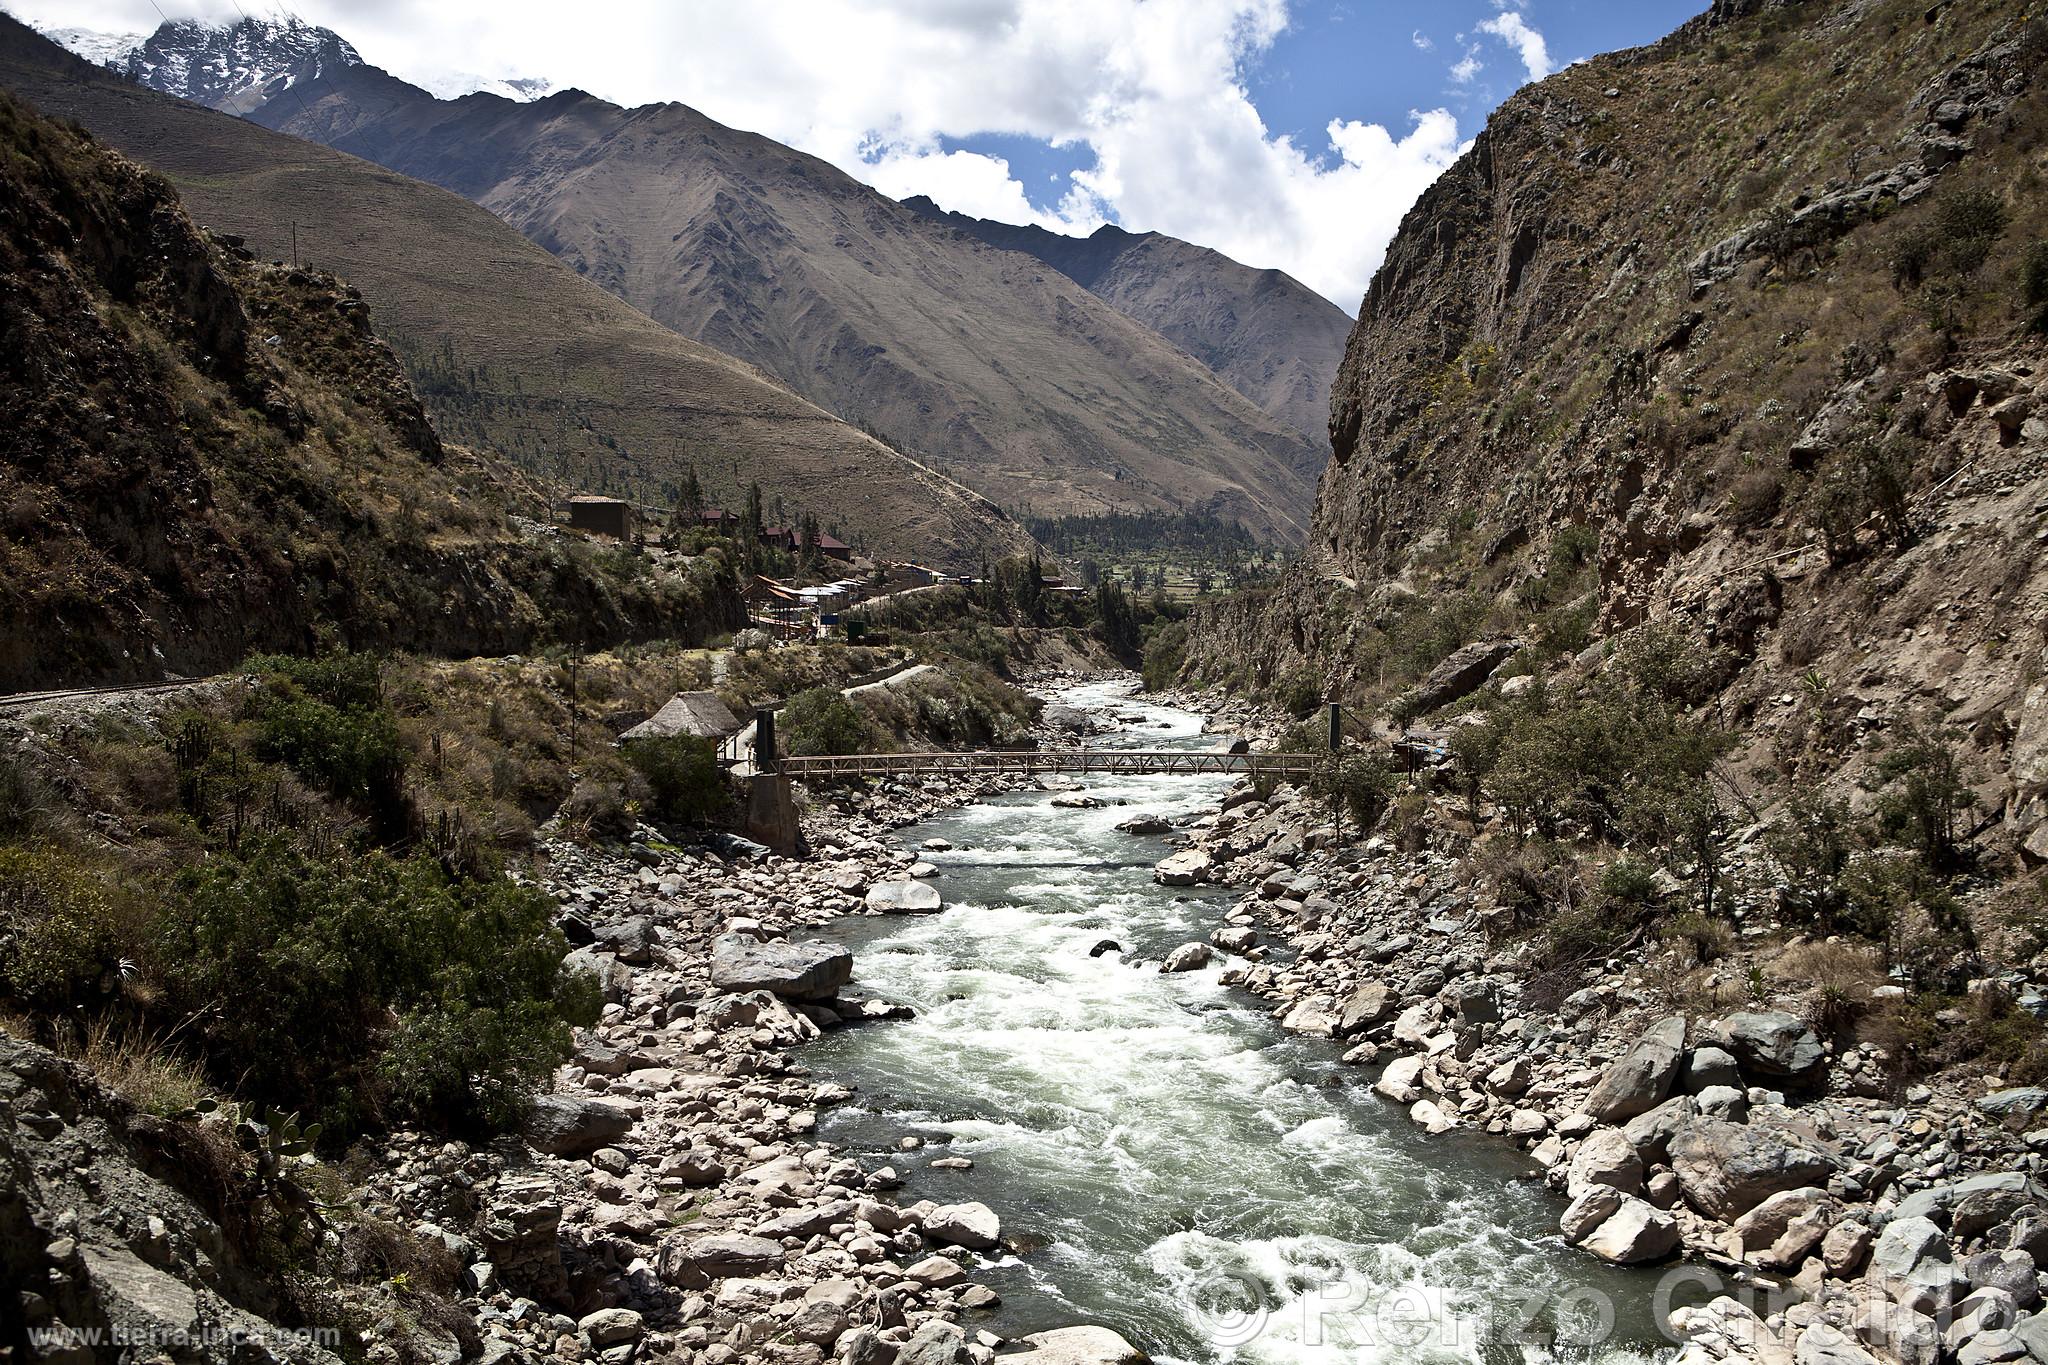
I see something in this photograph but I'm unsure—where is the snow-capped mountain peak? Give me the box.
[41,14,557,115]
[35,25,146,69]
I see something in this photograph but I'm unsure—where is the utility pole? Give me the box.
[1327,700,1343,846]
[290,220,298,269]
[567,658,580,754]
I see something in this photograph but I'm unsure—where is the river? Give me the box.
[808,679,1681,1365]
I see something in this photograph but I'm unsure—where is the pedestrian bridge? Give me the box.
[768,749,1327,781]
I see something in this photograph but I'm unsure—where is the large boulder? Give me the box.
[709,933,852,1001]
[1584,1015,1687,1121]
[1712,1011,1827,1085]
[1668,1118,1834,1219]
[1280,995,1342,1037]
[1895,1173,2041,1228]
[1869,1216,1961,1317]
[525,1095,633,1157]
[1004,1327,1148,1365]
[1731,1187,1839,1270]
[1397,637,1521,716]
[866,880,943,914]
[1160,942,1213,973]
[657,1232,783,1285]
[925,1202,1001,1251]
[1580,1196,1683,1264]
[897,1319,970,1365]
[1154,850,1214,886]
[1340,982,1396,1034]
[1568,1127,1647,1197]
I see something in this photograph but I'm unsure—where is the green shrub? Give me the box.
[157,837,597,1138]
[0,752,59,840]
[244,654,405,823]
[1273,667,1324,719]
[1315,753,1395,830]
[0,847,135,1010]
[623,736,731,826]
[1874,719,1976,871]
[2023,240,2048,334]
[1765,794,1855,931]
[1141,620,1188,692]
[783,687,873,756]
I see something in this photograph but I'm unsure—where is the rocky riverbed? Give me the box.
[22,671,2041,1365]
[1137,687,2048,1365]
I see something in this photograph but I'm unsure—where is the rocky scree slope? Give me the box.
[0,88,746,692]
[1187,0,2048,858]
[0,19,1032,570]
[900,194,1355,445]
[236,62,1322,541]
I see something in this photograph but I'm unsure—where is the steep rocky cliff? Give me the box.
[1188,0,2047,860]
[0,87,740,691]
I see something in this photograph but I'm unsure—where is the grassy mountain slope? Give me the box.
[0,17,1031,569]
[0,85,747,691]
[901,194,1354,446]
[244,66,1323,542]
[1186,0,2048,863]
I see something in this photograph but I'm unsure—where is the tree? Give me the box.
[739,483,765,570]
[798,511,822,576]
[1094,580,1140,660]
[782,687,872,756]
[674,464,704,526]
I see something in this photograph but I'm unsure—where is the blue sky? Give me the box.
[945,1,1703,226]
[27,0,1711,310]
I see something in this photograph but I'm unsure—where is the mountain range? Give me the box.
[35,13,1345,544]
[0,16,1031,568]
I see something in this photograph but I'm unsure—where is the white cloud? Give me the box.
[1476,9,1554,81]
[1410,29,1433,51]
[1449,47,1483,83]
[12,0,1477,312]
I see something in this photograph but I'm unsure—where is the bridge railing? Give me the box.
[771,749,1328,780]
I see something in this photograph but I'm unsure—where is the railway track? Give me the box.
[0,677,214,712]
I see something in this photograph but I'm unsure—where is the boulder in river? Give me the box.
[1154,849,1214,886]
[709,933,852,1001]
[866,880,943,914]
[1116,814,1173,835]
[1160,942,1212,973]
[1579,1195,1682,1264]
[925,1201,1001,1250]
[1003,1326,1148,1365]
[1213,925,1257,953]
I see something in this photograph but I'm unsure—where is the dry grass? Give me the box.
[64,1020,211,1117]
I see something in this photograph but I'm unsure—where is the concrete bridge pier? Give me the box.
[745,771,801,856]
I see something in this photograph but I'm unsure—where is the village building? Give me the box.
[618,691,744,744]
[568,495,636,539]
